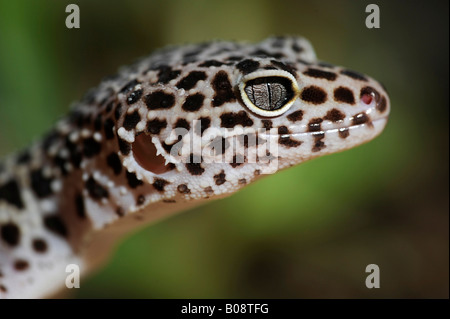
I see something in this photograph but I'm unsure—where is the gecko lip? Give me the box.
[288,116,388,137]
[261,116,389,139]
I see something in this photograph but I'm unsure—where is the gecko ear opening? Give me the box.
[132,133,172,174]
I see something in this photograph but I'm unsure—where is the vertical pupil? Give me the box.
[244,77,293,111]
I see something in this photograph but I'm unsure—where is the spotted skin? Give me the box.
[0,36,390,298]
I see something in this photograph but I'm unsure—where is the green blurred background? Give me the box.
[0,0,448,298]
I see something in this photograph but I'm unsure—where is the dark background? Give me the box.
[0,0,448,298]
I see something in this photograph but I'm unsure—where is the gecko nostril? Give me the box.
[132,133,172,174]
[361,93,373,105]
[360,86,380,107]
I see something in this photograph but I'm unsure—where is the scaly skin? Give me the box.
[0,36,390,298]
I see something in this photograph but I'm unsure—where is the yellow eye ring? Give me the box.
[238,70,300,117]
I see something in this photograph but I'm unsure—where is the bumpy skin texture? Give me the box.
[0,36,390,298]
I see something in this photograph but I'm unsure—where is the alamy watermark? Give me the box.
[365,264,380,288]
[65,4,80,29]
[65,264,80,289]
[365,4,380,29]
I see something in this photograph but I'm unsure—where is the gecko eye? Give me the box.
[239,70,300,117]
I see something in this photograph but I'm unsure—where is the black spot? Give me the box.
[85,177,109,199]
[42,130,59,151]
[339,128,350,139]
[278,126,302,147]
[70,111,89,128]
[94,114,103,131]
[210,137,230,155]
[230,154,245,167]
[303,68,337,81]
[312,133,326,152]
[377,96,387,113]
[182,93,205,112]
[308,118,323,132]
[147,118,167,134]
[177,184,191,194]
[198,117,211,134]
[238,133,265,148]
[212,71,235,106]
[53,156,68,176]
[120,79,139,93]
[176,71,207,90]
[340,69,368,81]
[44,215,68,237]
[75,193,86,219]
[105,101,114,113]
[214,170,227,186]
[136,195,145,205]
[352,112,370,125]
[64,136,82,168]
[83,137,102,158]
[30,169,53,198]
[118,138,131,155]
[324,108,345,122]
[126,171,143,189]
[123,111,141,131]
[145,91,175,110]
[116,207,125,217]
[115,103,123,120]
[104,118,115,140]
[204,186,214,195]
[220,111,254,128]
[261,120,273,130]
[17,151,31,164]
[161,142,175,153]
[287,110,304,122]
[334,87,355,104]
[227,56,244,62]
[175,118,190,131]
[157,66,181,84]
[238,178,247,185]
[14,259,29,271]
[270,60,297,75]
[0,285,6,293]
[199,60,225,67]
[153,178,169,192]
[236,59,260,74]
[0,179,24,209]
[163,199,176,203]
[186,154,204,175]
[32,238,48,253]
[1,223,20,247]
[127,89,143,105]
[278,125,289,135]
[292,42,303,53]
[300,86,327,104]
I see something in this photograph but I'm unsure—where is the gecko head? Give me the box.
[234,57,390,169]
[112,36,389,207]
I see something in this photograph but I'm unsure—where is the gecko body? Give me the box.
[0,36,390,298]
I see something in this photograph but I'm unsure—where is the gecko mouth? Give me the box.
[132,133,173,174]
[130,116,388,176]
[284,116,389,137]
